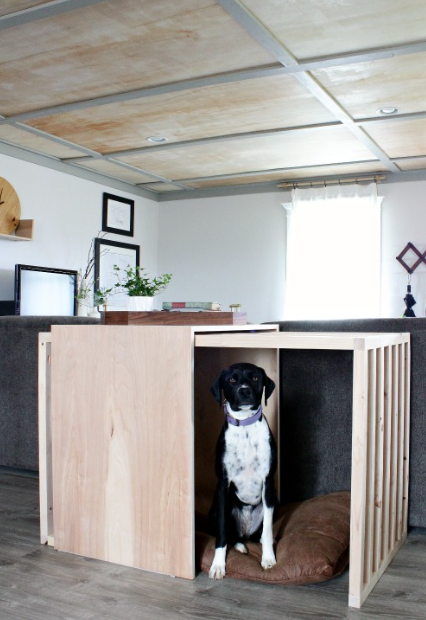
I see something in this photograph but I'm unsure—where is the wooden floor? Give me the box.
[1,471,425,620]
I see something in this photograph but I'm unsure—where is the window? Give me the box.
[284,183,381,320]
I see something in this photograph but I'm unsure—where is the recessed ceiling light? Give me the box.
[376,107,399,115]
[147,136,168,143]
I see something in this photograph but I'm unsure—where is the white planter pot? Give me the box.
[128,296,154,311]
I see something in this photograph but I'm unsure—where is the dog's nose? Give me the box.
[238,386,252,399]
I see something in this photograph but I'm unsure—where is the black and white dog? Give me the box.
[208,362,277,579]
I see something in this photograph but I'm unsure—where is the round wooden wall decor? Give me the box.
[0,177,21,235]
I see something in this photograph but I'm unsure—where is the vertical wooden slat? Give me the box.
[349,346,368,606]
[373,347,385,573]
[364,349,376,584]
[396,343,405,541]
[389,344,399,547]
[402,342,411,530]
[381,346,391,561]
[38,334,53,546]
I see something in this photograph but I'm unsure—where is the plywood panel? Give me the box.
[0,125,84,158]
[313,53,426,120]
[394,156,426,171]
[244,0,426,59]
[363,118,426,158]
[184,162,388,188]
[118,126,378,180]
[26,75,335,152]
[0,1,49,16]
[51,325,195,579]
[72,159,157,184]
[0,0,275,116]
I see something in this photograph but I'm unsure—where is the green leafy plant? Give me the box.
[113,265,172,297]
[94,286,113,307]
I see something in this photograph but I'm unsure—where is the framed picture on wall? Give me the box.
[95,238,140,309]
[102,192,134,236]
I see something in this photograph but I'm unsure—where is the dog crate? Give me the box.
[39,326,409,608]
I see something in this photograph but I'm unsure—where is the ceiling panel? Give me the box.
[243,0,426,59]
[1,0,426,197]
[26,75,336,153]
[312,53,426,119]
[394,157,426,171]
[0,1,48,17]
[70,159,160,184]
[363,118,426,158]
[0,125,86,158]
[118,126,378,180]
[0,0,275,116]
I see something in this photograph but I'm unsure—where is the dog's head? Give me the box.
[211,362,275,411]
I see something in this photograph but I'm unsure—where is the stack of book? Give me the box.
[162,301,221,312]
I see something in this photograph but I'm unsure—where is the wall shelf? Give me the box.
[0,219,34,241]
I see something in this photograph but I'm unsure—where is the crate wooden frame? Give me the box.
[38,328,410,609]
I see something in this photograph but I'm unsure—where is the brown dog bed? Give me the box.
[196,491,350,585]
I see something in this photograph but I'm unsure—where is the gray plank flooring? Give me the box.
[0,471,425,620]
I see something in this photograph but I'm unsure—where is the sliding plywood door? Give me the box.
[51,325,195,579]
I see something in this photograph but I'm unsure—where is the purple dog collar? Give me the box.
[223,404,263,427]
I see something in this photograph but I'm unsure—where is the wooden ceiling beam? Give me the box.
[216,0,401,173]
[0,0,111,31]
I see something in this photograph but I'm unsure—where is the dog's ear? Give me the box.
[262,371,276,405]
[210,373,223,404]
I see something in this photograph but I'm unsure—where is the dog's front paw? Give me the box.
[261,553,277,570]
[209,546,227,579]
[209,562,226,579]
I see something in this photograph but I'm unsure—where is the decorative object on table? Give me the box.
[403,278,416,317]
[0,177,21,235]
[113,264,172,311]
[229,303,241,312]
[102,192,134,237]
[94,238,140,309]
[163,301,221,312]
[76,233,110,316]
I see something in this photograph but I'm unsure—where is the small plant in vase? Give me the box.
[113,265,173,311]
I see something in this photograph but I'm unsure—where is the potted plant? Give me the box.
[113,264,172,311]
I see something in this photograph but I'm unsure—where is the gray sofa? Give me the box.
[273,318,426,529]
[0,315,99,471]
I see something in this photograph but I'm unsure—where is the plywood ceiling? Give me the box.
[1,0,426,199]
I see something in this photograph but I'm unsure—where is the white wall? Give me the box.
[2,148,426,322]
[381,178,426,318]
[158,192,287,324]
[0,153,159,306]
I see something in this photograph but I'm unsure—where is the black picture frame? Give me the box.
[102,192,134,236]
[95,238,140,309]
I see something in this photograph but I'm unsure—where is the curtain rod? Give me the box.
[278,175,386,189]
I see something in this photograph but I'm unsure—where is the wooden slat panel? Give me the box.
[51,325,195,578]
[403,342,411,529]
[390,345,399,547]
[0,0,275,116]
[26,75,335,152]
[119,126,378,181]
[397,344,405,541]
[244,0,426,59]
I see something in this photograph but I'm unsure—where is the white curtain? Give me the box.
[284,183,381,320]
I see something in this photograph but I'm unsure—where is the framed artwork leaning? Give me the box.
[94,238,140,309]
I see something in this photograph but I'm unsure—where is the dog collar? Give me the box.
[223,404,263,427]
